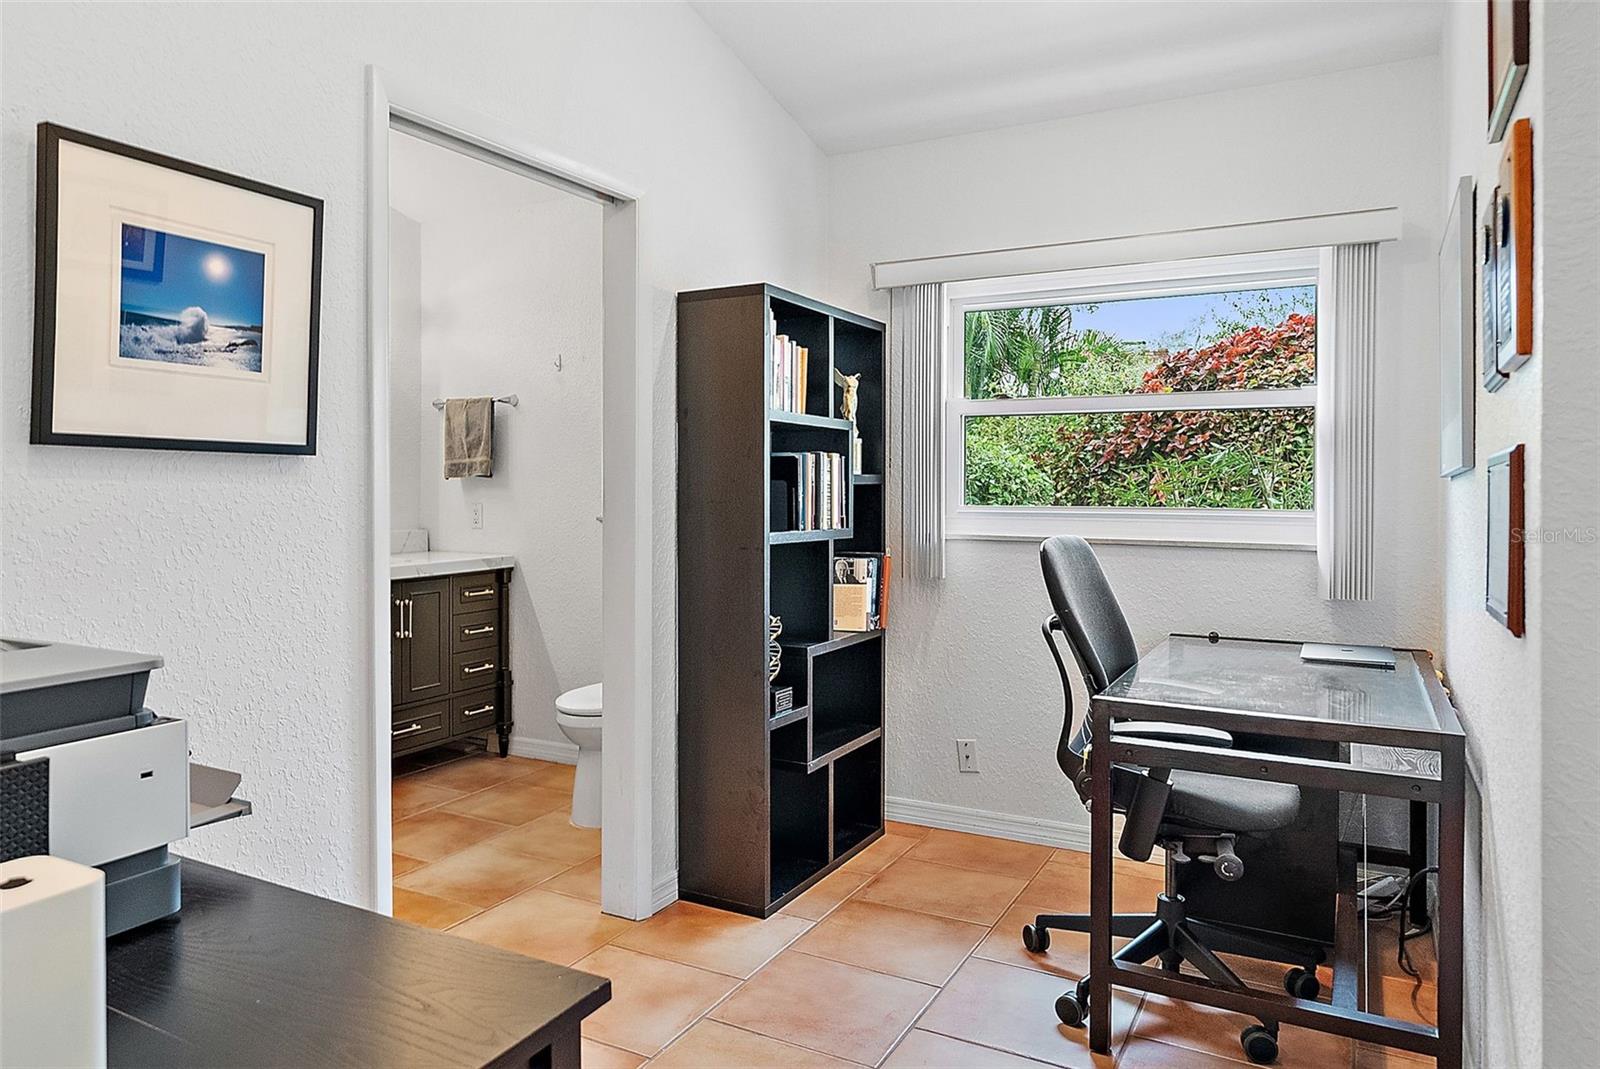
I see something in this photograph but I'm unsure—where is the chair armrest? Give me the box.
[1113,721,1233,748]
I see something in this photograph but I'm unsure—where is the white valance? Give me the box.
[873,208,1401,290]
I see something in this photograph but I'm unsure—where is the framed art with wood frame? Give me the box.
[1493,118,1534,376]
[1487,0,1529,142]
[1485,444,1525,637]
[31,123,323,454]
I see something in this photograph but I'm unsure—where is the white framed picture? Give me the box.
[1440,176,1475,478]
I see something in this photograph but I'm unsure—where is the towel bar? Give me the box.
[431,395,519,410]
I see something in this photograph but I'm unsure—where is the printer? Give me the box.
[0,638,250,935]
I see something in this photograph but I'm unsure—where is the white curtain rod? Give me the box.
[872,207,1402,290]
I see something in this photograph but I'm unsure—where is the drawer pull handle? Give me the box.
[462,625,495,636]
[462,704,495,718]
[463,661,495,675]
[393,599,404,639]
[462,587,494,599]
[392,722,428,739]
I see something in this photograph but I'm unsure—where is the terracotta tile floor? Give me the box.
[393,752,1440,1067]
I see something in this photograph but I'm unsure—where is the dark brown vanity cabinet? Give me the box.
[391,569,512,758]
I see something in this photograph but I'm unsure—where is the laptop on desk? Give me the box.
[1299,642,1396,669]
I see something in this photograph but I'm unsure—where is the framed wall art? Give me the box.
[31,123,323,454]
[1479,188,1506,393]
[1486,0,1529,142]
[1440,176,1475,478]
[1485,443,1525,637]
[1493,118,1534,376]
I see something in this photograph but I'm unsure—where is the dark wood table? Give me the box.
[1087,635,1464,1069]
[105,861,610,1068]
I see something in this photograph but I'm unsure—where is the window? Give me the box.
[944,250,1325,545]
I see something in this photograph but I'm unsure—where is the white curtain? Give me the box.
[1316,243,1378,601]
[891,283,945,581]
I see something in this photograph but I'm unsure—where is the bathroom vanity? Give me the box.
[389,552,514,759]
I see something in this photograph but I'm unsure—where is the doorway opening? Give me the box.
[366,69,653,922]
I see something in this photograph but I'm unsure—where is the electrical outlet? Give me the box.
[470,502,484,530]
[956,739,979,773]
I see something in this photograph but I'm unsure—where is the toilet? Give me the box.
[555,683,602,828]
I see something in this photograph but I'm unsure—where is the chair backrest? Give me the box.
[1038,536,1141,788]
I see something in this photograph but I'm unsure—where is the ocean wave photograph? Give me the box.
[118,223,266,373]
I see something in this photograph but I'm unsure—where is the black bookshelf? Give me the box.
[676,283,887,916]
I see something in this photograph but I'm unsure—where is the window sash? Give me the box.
[942,251,1324,546]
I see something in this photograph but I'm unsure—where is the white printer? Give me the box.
[0,638,250,935]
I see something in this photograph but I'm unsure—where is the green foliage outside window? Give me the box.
[963,293,1316,510]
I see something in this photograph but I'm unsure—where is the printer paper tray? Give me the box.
[189,797,252,830]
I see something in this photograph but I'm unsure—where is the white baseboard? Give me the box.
[507,736,578,764]
[651,869,679,914]
[885,797,1162,875]
[886,796,1093,853]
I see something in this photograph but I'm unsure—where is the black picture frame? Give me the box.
[31,123,323,454]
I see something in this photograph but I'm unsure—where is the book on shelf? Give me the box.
[832,552,892,631]
[771,450,848,532]
[768,310,810,414]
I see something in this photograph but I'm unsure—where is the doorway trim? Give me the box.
[366,66,656,920]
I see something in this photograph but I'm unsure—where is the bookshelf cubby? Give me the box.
[676,283,887,916]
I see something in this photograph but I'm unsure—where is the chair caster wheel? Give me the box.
[1022,924,1050,953]
[1284,966,1320,1000]
[1055,991,1087,1029]
[1240,1024,1279,1064]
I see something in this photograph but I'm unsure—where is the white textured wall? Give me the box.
[1437,7,1543,1063]
[1532,5,1600,1062]
[389,130,604,755]
[826,59,1444,838]
[388,209,423,535]
[1439,2,1600,1065]
[1,0,827,904]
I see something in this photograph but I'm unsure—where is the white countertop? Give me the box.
[390,550,516,581]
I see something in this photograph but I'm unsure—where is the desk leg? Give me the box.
[1089,728,1114,1054]
[1436,738,1465,1069]
[1408,799,1430,926]
[547,1022,582,1069]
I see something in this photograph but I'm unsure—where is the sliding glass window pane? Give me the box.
[963,408,1315,510]
[962,286,1315,399]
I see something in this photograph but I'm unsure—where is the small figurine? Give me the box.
[833,368,860,421]
[833,369,864,474]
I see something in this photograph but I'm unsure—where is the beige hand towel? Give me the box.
[443,397,494,479]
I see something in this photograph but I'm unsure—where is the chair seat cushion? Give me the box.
[1162,771,1300,832]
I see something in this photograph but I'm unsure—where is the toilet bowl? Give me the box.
[555,683,602,828]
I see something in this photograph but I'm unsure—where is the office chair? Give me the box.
[1027,536,1324,1066]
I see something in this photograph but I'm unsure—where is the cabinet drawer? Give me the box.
[390,703,449,753]
[453,649,500,688]
[451,688,501,735]
[452,572,500,614]
[452,609,501,653]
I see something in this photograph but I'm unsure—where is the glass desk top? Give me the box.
[1099,635,1445,735]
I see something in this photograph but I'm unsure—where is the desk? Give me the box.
[1088,635,1464,1069]
[105,861,610,1068]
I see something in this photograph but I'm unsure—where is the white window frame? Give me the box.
[943,249,1327,548]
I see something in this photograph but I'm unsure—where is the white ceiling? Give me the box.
[690,0,1445,154]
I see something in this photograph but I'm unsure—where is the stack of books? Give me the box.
[770,451,848,532]
[833,553,892,632]
[769,310,810,413]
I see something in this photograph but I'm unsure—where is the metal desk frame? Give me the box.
[1086,635,1465,1069]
